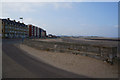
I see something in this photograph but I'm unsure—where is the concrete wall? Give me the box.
[23,39,118,61]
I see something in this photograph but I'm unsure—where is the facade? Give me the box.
[33,26,35,37]
[2,18,28,38]
[36,27,38,37]
[28,25,32,37]
[1,18,46,39]
[37,27,39,38]
[39,28,41,38]
[41,30,46,38]
[28,24,46,38]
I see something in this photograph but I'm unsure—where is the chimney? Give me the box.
[7,18,10,20]
[13,20,16,22]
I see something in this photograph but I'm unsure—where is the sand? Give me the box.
[16,44,118,78]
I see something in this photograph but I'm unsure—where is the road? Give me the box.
[2,39,89,78]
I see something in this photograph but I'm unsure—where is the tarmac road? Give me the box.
[2,39,88,78]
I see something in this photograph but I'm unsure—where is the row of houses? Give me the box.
[1,18,46,38]
[28,25,46,38]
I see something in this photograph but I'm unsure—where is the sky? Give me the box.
[1,0,120,2]
[1,2,119,38]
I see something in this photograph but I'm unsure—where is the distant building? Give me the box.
[48,34,57,38]
[1,18,28,38]
[28,24,46,38]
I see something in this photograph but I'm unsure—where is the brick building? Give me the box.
[28,24,46,38]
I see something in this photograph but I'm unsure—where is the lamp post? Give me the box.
[19,17,23,23]
[19,17,24,45]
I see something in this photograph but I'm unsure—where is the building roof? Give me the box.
[2,18,27,27]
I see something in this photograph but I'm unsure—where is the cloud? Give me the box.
[23,18,47,30]
[2,3,49,29]
[24,18,33,24]
[2,2,73,15]
[53,3,73,9]
[2,3,37,14]
[23,18,40,26]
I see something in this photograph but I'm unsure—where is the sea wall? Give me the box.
[23,39,118,61]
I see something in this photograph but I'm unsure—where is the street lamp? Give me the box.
[19,17,24,44]
[19,17,23,23]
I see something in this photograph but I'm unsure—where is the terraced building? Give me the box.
[1,18,28,38]
[1,18,46,39]
[28,24,46,38]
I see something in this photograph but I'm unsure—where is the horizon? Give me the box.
[1,2,118,38]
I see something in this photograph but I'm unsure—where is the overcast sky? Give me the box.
[1,2,119,38]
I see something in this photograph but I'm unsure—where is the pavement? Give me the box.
[2,39,88,78]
